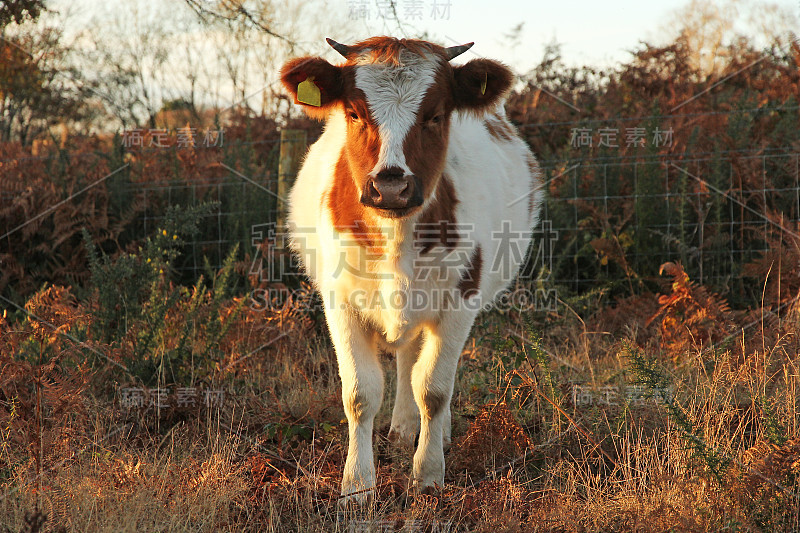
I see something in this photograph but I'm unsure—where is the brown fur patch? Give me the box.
[402,64,455,210]
[348,37,449,65]
[457,245,483,299]
[414,174,460,253]
[342,90,382,196]
[420,389,447,419]
[345,390,372,423]
[483,119,505,140]
[484,113,516,141]
[328,153,384,252]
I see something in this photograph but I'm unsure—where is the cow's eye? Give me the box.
[425,114,443,127]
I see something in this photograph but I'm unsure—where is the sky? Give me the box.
[52,0,799,72]
[339,0,681,70]
[44,0,799,119]
[330,0,798,72]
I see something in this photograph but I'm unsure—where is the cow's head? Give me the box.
[280,37,514,219]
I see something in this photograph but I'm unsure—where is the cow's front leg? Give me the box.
[411,311,476,490]
[389,333,422,445]
[324,303,384,504]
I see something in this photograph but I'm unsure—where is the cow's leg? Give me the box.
[411,311,476,490]
[389,333,422,445]
[324,304,384,503]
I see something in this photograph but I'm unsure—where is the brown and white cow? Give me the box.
[280,37,542,502]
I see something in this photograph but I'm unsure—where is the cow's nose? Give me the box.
[362,167,420,210]
[371,171,411,203]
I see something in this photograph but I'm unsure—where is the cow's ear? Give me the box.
[280,57,344,119]
[452,59,514,113]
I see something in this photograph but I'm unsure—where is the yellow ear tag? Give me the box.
[480,73,487,95]
[297,76,321,107]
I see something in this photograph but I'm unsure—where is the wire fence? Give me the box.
[126,147,799,305]
[538,151,799,303]
[132,174,281,278]
[2,127,798,304]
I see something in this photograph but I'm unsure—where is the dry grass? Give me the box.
[1,266,799,532]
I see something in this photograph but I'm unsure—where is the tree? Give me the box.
[0,0,46,28]
[0,24,85,144]
[661,0,798,77]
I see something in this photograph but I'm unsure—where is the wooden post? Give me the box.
[273,129,307,284]
[277,129,307,231]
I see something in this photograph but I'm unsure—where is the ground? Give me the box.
[1,264,798,532]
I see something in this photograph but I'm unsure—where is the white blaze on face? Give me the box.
[354,52,440,176]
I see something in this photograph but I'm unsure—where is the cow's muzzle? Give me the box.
[360,168,423,216]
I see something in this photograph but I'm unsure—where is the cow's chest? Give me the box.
[323,236,464,347]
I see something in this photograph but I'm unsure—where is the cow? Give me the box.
[279,36,542,503]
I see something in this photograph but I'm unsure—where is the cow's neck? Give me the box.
[377,216,415,259]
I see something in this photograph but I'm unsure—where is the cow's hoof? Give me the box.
[336,489,375,526]
[337,488,374,509]
[336,498,369,526]
[411,480,442,497]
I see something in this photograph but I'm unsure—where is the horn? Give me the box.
[445,42,474,61]
[326,37,351,58]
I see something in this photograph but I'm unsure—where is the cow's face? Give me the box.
[281,37,514,219]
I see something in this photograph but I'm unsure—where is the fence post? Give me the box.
[272,129,308,285]
[277,129,307,230]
